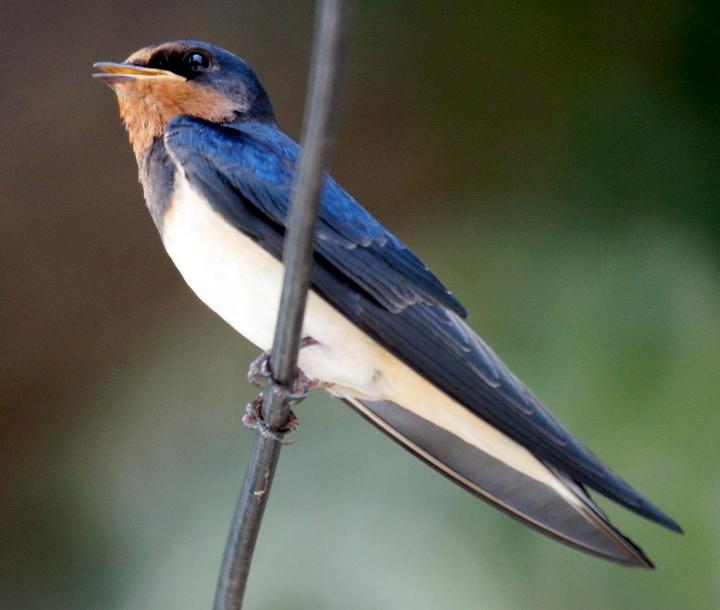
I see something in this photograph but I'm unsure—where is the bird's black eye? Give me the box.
[183,51,211,71]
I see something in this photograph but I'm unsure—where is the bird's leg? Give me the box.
[243,337,321,441]
[247,336,319,392]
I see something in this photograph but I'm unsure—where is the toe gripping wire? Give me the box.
[243,338,320,444]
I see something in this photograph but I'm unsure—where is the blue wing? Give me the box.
[165,116,466,317]
[164,116,680,532]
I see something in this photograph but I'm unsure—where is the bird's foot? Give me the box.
[243,337,320,443]
[247,336,320,392]
[247,351,272,388]
[242,396,298,444]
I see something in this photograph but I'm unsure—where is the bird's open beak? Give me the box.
[93,62,186,87]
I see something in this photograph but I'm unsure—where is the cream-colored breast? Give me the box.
[161,174,394,397]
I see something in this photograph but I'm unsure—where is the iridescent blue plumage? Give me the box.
[166,117,467,316]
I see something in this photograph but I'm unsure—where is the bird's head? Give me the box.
[94,41,275,159]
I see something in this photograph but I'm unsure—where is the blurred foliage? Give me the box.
[2,1,719,609]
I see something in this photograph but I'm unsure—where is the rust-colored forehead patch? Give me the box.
[125,43,187,66]
[125,45,159,65]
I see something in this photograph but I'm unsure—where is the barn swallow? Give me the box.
[94,40,681,567]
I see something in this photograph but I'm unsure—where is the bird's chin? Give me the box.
[93,73,141,90]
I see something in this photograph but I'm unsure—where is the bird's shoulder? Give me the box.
[163,115,467,316]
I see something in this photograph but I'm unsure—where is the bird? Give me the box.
[94,40,681,568]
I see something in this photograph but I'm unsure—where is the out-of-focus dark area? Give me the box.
[2,1,718,608]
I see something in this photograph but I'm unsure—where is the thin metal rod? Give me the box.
[212,2,354,609]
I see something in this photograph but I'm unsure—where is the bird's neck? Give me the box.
[119,96,169,161]
[138,138,176,230]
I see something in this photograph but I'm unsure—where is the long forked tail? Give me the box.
[343,396,654,568]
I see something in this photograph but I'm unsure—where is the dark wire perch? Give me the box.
[212,1,355,608]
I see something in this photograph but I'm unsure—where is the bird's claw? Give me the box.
[247,351,273,388]
[286,374,313,403]
[242,395,298,444]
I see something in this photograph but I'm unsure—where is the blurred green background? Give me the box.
[2,1,719,608]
